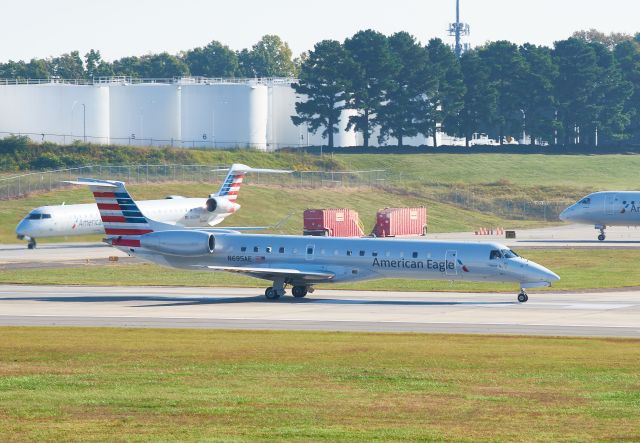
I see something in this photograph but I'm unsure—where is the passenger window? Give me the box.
[372,251,378,257]
[279,247,285,253]
[254,246,259,253]
[412,251,418,258]
[307,247,314,255]
[241,246,247,252]
[359,250,365,256]
[347,250,352,256]
[266,247,272,253]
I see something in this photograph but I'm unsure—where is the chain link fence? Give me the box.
[0,164,574,221]
[0,165,387,200]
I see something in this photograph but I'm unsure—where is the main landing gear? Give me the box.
[596,225,606,241]
[517,290,529,303]
[264,284,313,300]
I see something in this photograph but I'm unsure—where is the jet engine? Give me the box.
[205,197,237,214]
[139,230,215,257]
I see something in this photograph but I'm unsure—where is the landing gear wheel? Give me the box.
[265,287,280,300]
[597,234,605,241]
[27,239,36,249]
[292,286,308,298]
[517,292,528,303]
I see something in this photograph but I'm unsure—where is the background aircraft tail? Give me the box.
[213,163,292,202]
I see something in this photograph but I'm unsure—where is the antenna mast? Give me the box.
[448,0,470,57]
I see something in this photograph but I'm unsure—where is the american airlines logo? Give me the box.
[621,201,638,213]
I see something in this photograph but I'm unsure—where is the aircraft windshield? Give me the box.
[501,249,518,259]
[580,198,591,205]
[27,213,51,220]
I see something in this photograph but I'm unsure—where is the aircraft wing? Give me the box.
[199,265,335,283]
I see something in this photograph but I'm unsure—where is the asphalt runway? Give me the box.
[1,285,639,337]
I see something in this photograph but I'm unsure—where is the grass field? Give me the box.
[2,249,638,292]
[336,153,640,189]
[0,327,638,441]
[0,182,548,244]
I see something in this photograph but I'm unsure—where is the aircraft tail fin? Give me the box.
[65,178,154,247]
[213,163,292,202]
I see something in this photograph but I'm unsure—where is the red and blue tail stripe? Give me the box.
[218,171,246,203]
[79,179,154,246]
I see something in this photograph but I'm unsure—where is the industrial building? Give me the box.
[0,77,441,150]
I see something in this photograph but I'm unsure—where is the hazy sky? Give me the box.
[1,0,638,62]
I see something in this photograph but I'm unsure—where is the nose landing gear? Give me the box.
[517,290,528,303]
[596,225,606,241]
[27,238,37,249]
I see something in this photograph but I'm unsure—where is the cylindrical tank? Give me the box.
[267,83,308,149]
[180,82,268,150]
[0,83,110,144]
[109,83,180,147]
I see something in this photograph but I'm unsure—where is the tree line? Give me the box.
[0,35,299,81]
[293,29,640,147]
[1,29,640,147]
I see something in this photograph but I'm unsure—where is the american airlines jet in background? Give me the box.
[560,191,640,240]
[70,178,560,303]
[15,164,290,248]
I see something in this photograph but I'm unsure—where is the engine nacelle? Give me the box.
[139,230,215,257]
[205,197,237,214]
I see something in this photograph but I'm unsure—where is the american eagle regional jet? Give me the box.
[16,164,290,248]
[560,191,640,240]
[69,178,560,303]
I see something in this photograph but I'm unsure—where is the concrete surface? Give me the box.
[0,285,638,337]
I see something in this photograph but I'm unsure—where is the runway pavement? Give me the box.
[1,285,639,337]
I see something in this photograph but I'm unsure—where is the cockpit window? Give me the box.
[501,249,518,259]
[580,198,591,205]
[489,250,502,260]
[27,213,51,220]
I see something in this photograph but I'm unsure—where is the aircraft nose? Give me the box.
[559,207,571,222]
[15,218,29,238]
[527,261,560,284]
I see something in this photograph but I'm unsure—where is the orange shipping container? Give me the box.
[374,207,427,237]
[303,209,364,237]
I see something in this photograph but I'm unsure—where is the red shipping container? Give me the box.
[303,209,364,237]
[374,207,427,237]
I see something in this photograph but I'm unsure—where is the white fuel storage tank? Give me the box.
[108,83,181,146]
[0,83,110,144]
[179,82,268,150]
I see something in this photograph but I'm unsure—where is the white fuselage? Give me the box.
[127,234,560,289]
[16,198,234,240]
[560,191,640,227]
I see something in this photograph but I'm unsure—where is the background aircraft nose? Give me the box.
[559,207,571,221]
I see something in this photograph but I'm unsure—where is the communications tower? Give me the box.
[448,0,470,57]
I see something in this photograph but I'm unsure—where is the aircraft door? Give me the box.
[605,194,620,215]
[445,250,458,276]
[305,244,315,261]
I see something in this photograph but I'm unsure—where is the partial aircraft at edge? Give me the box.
[15,164,291,248]
[69,178,560,303]
[560,191,640,240]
